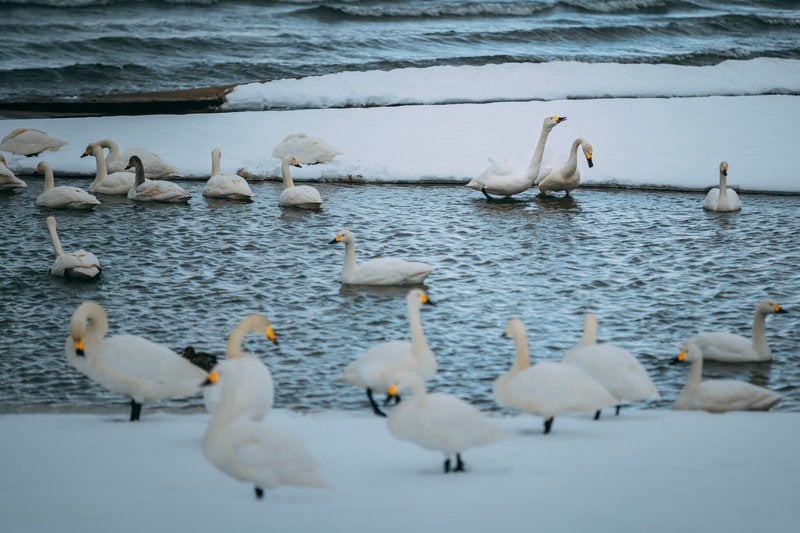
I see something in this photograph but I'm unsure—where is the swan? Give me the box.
[686,299,787,362]
[34,161,100,210]
[45,216,101,279]
[81,143,137,195]
[0,127,66,156]
[386,371,507,473]
[329,229,434,285]
[562,314,660,417]
[202,362,327,499]
[465,115,566,201]
[671,341,781,412]
[341,289,436,417]
[94,139,181,178]
[126,156,191,203]
[272,133,340,164]
[493,318,617,434]
[277,154,322,209]
[202,148,254,201]
[536,138,593,196]
[66,301,208,421]
[203,314,278,421]
[703,161,741,212]
[0,154,27,191]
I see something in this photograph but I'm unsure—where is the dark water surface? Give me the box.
[1,178,798,415]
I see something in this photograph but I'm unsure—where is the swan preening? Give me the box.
[35,160,100,210]
[82,143,136,195]
[203,148,254,201]
[46,216,101,279]
[278,154,323,209]
[703,161,741,212]
[686,299,787,362]
[272,133,340,164]
[671,341,781,412]
[341,289,436,417]
[0,154,27,191]
[466,115,566,200]
[0,127,66,156]
[329,229,434,285]
[126,155,191,203]
[65,301,208,421]
[94,139,181,178]
[536,138,593,197]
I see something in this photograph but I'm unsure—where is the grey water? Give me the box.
[1,177,798,416]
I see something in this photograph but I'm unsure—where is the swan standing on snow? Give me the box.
[278,154,322,209]
[126,156,191,203]
[671,341,781,412]
[66,301,208,421]
[34,161,100,210]
[0,127,66,156]
[94,138,181,178]
[465,115,566,201]
[202,362,327,500]
[272,133,340,164]
[81,143,136,195]
[329,229,434,285]
[703,161,741,212]
[536,138,593,196]
[386,371,507,473]
[203,148,254,201]
[493,318,617,434]
[341,289,436,417]
[0,154,27,191]
[45,216,101,279]
[686,299,787,362]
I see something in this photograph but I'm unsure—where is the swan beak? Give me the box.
[202,372,219,387]
[586,153,594,168]
[774,305,787,313]
[388,384,398,397]
[420,294,435,306]
[670,351,686,365]
[124,164,132,171]
[721,166,728,176]
[329,235,342,244]
[74,339,85,356]
[80,150,89,158]
[266,326,278,345]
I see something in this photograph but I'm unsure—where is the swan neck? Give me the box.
[133,162,145,186]
[281,158,295,188]
[46,219,65,258]
[342,240,357,279]
[226,316,267,359]
[72,303,109,350]
[211,151,221,177]
[511,328,531,372]
[578,316,598,347]
[676,356,703,407]
[407,301,428,353]
[751,310,770,358]
[718,172,728,199]
[42,164,55,191]
[525,122,553,180]
[90,146,108,185]
[101,140,120,164]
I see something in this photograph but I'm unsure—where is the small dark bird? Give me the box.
[182,346,219,373]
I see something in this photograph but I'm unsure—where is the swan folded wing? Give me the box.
[353,258,433,285]
[110,149,180,178]
[506,363,616,416]
[686,332,754,361]
[564,344,659,401]
[344,340,415,389]
[129,181,190,202]
[692,381,781,412]
[53,251,101,278]
[272,133,340,164]
[424,393,507,450]
[204,175,253,199]
[466,161,518,191]
[90,172,136,194]
[279,185,322,206]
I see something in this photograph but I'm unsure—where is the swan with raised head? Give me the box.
[0,154,27,191]
[703,161,741,212]
[81,143,136,195]
[272,133,340,164]
[66,301,208,421]
[329,229,434,285]
[0,128,66,156]
[202,362,327,500]
[386,371,507,473]
[466,115,566,201]
[46,216,101,279]
[536,138,593,196]
[203,148,254,201]
[94,138,180,178]
[493,318,617,434]
[671,341,781,412]
[126,156,191,203]
[686,299,787,362]
[277,154,322,209]
[34,161,100,210]
[341,289,436,417]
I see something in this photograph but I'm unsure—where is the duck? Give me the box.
[465,115,566,201]
[341,289,436,417]
[34,161,100,210]
[202,362,327,500]
[386,371,507,473]
[493,318,617,434]
[45,216,101,279]
[0,154,27,191]
[0,128,66,156]
[81,143,137,195]
[536,138,593,196]
[671,341,781,412]
[66,301,208,421]
[202,148,254,201]
[277,154,322,209]
[272,133,340,164]
[686,299,787,362]
[126,156,191,203]
[182,347,219,373]
[93,138,180,178]
[703,161,741,212]
[329,229,434,285]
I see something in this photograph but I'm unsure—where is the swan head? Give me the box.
[543,116,567,129]
[34,160,51,174]
[212,147,222,158]
[388,371,424,398]
[757,299,787,315]
[69,301,106,357]
[125,155,144,171]
[581,140,594,168]
[81,143,102,159]
[671,342,703,365]
[720,161,728,176]
[329,229,354,245]
[502,317,525,339]
[282,154,302,168]
[407,288,435,308]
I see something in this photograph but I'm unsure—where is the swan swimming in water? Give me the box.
[272,133,340,164]
[34,161,100,210]
[536,138,593,197]
[202,148,254,201]
[0,128,66,156]
[46,216,101,279]
[703,161,741,212]
[81,143,136,195]
[329,229,434,285]
[0,154,27,191]
[94,138,181,178]
[126,156,191,203]
[278,154,323,209]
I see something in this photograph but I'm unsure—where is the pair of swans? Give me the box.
[46,216,101,279]
[703,161,741,212]
[126,156,191,203]
[278,154,323,209]
[203,148,254,201]
[82,143,137,195]
[272,133,340,165]
[0,128,66,156]
[92,139,180,179]
[34,161,100,210]
[0,154,27,191]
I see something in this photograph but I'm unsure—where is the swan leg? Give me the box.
[255,487,264,500]
[444,457,451,474]
[366,388,387,417]
[454,454,466,472]
[383,393,402,406]
[615,405,621,416]
[129,399,142,422]
[480,187,498,202]
[594,410,601,420]
[543,417,554,434]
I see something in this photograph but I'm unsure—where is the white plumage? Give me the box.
[703,161,741,212]
[536,137,593,196]
[95,138,181,178]
[202,148,254,201]
[82,143,137,195]
[46,216,101,279]
[0,154,27,191]
[0,127,66,156]
[126,155,191,203]
[329,229,434,285]
[271,133,340,164]
[277,154,322,209]
[35,161,100,210]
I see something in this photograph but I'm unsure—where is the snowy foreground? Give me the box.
[1,409,798,533]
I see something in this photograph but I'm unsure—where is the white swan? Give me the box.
[94,139,181,178]
[0,154,27,191]
[671,341,781,412]
[277,154,322,209]
[126,156,191,203]
[34,161,100,210]
[341,289,436,417]
[66,301,208,421]
[203,314,277,421]
[46,216,101,279]
[0,128,66,156]
[202,148,254,201]
[202,362,327,499]
[536,138,593,196]
[386,371,507,473]
[81,143,136,195]
[493,318,617,434]
[329,229,434,285]
[686,299,787,362]
[703,161,741,212]
[272,133,340,164]
[465,115,566,200]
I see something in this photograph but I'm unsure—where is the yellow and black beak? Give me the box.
[74,339,85,357]
[202,372,219,387]
[774,304,787,314]
[670,351,686,365]
[586,152,594,168]
[420,293,435,306]
[721,165,728,176]
[80,150,90,158]
[555,116,567,123]
[267,326,278,346]
[329,235,342,244]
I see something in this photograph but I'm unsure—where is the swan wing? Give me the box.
[107,148,181,178]
[272,133,340,164]
[128,180,191,203]
[89,171,136,195]
[686,332,756,362]
[52,250,101,278]
[694,381,781,412]
[278,185,322,208]
[563,344,659,401]
[36,187,100,209]
[351,258,434,285]
[203,174,254,200]
[342,340,414,389]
